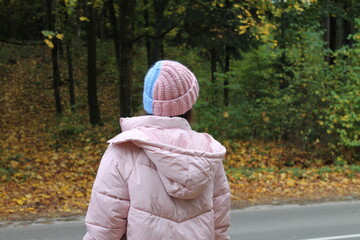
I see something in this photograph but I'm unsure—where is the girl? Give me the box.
[83,60,231,240]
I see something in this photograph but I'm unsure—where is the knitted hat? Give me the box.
[143,60,199,117]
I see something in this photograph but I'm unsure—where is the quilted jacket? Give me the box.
[83,116,231,240]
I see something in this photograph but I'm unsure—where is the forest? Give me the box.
[0,0,359,219]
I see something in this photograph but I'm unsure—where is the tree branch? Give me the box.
[132,25,177,43]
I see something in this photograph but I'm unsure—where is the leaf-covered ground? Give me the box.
[224,141,360,207]
[0,44,359,221]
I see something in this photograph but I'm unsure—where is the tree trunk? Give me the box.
[343,1,354,47]
[85,2,102,125]
[66,43,76,112]
[52,39,62,114]
[335,1,344,51]
[144,0,152,67]
[118,0,136,118]
[224,46,230,107]
[323,12,331,63]
[99,4,109,40]
[107,0,121,76]
[329,14,336,64]
[343,18,354,47]
[46,0,62,114]
[210,48,217,83]
[150,0,169,65]
[209,48,217,105]
[278,0,288,89]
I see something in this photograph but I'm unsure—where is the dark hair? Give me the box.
[178,109,192,123]
[146,109,193,123]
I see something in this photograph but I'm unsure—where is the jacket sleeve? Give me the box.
[84,144,132,240]
[213,161,231,240]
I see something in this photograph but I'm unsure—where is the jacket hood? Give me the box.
[108,116,226,200]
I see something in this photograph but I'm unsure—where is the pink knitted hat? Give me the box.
[143,60,199,117]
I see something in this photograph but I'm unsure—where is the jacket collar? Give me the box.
[120,115,192,132]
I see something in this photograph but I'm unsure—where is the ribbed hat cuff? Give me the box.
[143,93,154,114]
[152,81,199,117]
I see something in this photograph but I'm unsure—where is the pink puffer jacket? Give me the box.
[84,116,231,240]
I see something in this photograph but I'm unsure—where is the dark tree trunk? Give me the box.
[224,46,230,107]
[52,39,62,114]
[66,43,76,112]
[335,1,344,50]
[278,0,288,89]
[43,0,51,32]
[329,14,336,64]
[150,0,169,65]
[46,0,62,114]
[144,0,152,67]
[323,13,331,63]
[107,0,121,75]
[118,0,136,118]
[343,1,354,47]
[343,18,354,47]
[210,48,217,83]
[85,2,102,125]
[99,4,109,40]
[209,48,217,105]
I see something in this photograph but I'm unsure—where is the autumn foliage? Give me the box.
[0,44,359,221]
[224,141,360,207]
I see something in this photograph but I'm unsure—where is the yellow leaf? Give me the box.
[78,159,85,165]
[80,16,90,22]
[40,194,51,199]
[341,115,349,121]
[280,173,286,180]
[44,172,53,177]
[10,160,19,168]
[15,199,25,205]
[44,39,54,49]
[223,111,229,118]
[293,4,304,12]
[56,34,64,40]
[75,191,84,197]
[286,179,296,187]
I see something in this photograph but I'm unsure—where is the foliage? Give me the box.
[320,26,360,159]
[0,44,119,220]
[224,140,360,204]
[41,31,64,49]
[1,0,360,220]
[194,6,359,164]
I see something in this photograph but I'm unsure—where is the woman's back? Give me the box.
[83,61,231,240]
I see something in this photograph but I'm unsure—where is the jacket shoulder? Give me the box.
[102,137,143,181]
[107,129,150,145]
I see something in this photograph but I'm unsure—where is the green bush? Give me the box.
[194,21,359,163]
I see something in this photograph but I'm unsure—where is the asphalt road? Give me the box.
[0,200,359,240]
[230,200,360,240]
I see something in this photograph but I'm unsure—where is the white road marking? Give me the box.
[302,234,360,240]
